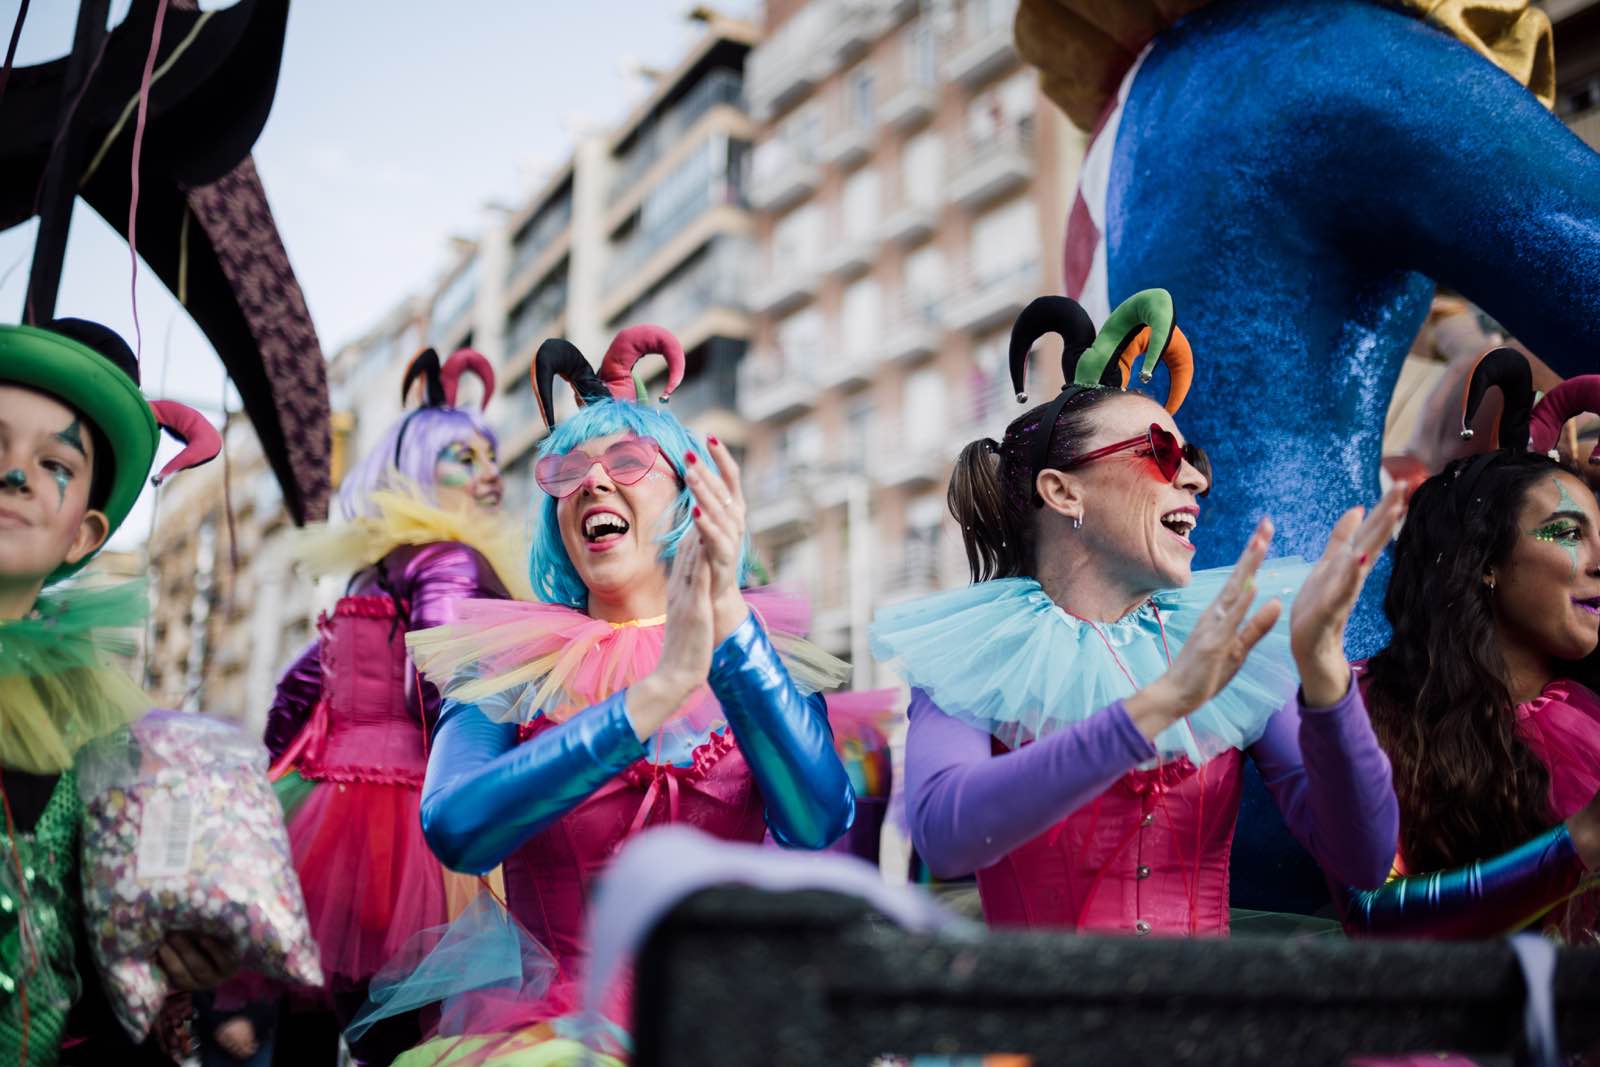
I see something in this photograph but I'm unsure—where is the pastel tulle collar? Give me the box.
[871,559,1312,764]
[408,586,849,766]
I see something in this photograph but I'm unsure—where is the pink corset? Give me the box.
[298,594,429,786]
[500,719,767,968]
[977,746,1244,936]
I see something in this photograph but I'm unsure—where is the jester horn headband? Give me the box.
[148,400,223,486]
[1458,347,1534,450]
[533,324,687,430]
[402,347,495,411]
[1011,289,1194,483]
[1009,289,1192,414]
[1528,375,1600,465]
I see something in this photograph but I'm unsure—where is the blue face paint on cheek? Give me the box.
[51,468,69,505]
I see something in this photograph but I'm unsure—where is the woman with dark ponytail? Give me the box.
[1346,354,1600,941]
[872,291,1403,936]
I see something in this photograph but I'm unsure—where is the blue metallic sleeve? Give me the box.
[419,692,646,874]
[1343,824,1593,940]
[708,615,856,849]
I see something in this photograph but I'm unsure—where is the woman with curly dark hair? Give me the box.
[1348,356,1600,941]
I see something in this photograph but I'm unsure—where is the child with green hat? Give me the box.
[0,317,238,1064]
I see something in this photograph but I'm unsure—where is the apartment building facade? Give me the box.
[489,15,760,516]
[736,0,1080,681]
[144,11,761,719]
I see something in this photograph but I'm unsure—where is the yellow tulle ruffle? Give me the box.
[0,579,152,774]
[289,487,534,601]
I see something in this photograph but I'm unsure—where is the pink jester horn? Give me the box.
[1529,376,1600,465]
[148,400,223,485]
[440,348,496,411]
[599,325,685,404]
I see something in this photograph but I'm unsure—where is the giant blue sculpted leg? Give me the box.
[1102,0,1600,913]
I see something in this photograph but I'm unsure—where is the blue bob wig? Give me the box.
[528,397,752,608]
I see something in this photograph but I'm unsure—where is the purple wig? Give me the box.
[337,406,499,520]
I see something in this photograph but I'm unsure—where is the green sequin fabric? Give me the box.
[0,772,84,1066]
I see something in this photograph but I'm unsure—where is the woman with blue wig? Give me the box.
[259,348,525,1066]
[356,325,856,1065]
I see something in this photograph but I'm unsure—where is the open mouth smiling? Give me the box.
[1160,507,1198,549]
[581,508,631,551]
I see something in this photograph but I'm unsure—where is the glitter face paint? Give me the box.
[435,440,491,489]
[1529,478,1587,578]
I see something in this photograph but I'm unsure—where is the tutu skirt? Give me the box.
[284,772,450,985]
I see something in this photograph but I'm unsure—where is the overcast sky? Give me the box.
[0,0,747,546]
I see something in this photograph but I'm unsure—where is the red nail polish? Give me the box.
[708,435,719,447]
[1358,553,1370,566]
[693,506,702,518]
[685,452,697,465]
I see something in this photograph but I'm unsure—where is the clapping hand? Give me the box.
[1126,519,1283,739]
[1290,484,1408,707]
[683,437,750,641]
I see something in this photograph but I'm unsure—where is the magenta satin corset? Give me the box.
[500,718,768,968]
[977,747,1244,936]
[297,591,429,787]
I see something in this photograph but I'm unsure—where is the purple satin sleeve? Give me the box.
[1341,824,1592,939]
[385,542,511,730]
[1247,674,1399,890]
[905,688,1156,878]
[262,639,322,762]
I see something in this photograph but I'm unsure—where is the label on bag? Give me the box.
[136,791,196,880]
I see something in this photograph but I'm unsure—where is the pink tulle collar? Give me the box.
[1516,677,1600,819]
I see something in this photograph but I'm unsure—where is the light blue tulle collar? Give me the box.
[870,560,1312,765]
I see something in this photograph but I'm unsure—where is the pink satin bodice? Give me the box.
[297,593,428,786]
[977,747,1244,936]
[500,719,767,968]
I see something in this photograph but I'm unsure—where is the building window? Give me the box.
[772,202,825,272]
[901,128,944,207]
[902,244,945,311]
[777,307,825,366]
[842,395,874,474]
[840,277,883,355]
[431,259,477,341]
[971,197,1039,283]
[841,168,880,241]
[847,67,876,127]
[906,19,938,87]
[904,366,948,449]
[965,0,1009,38]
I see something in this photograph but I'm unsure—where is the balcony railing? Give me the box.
[610,241,749,334]
[947,117,1035,208]
[609,69,745,205]
[749,140,822,212]
[737,349,822,422]
[882,289,943,363]
[604,177,743,295]
[507,197,572,282]
[877,539,944,601]
[941,258,1040,334]
[747,1,835,119]
[943,0,1020,86]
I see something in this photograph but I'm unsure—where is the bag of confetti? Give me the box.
[75,709,322,1040]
